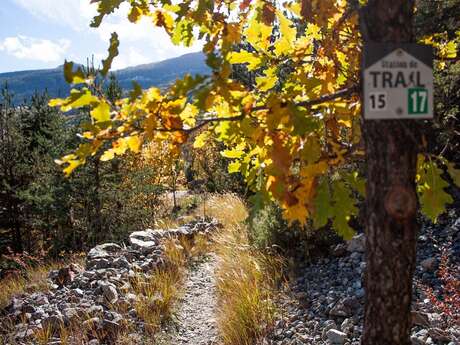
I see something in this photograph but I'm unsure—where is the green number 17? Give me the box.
[408,88,428,115]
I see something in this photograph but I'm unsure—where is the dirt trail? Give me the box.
[165,254,220,345]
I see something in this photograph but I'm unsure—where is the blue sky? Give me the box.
[0,0,202,73]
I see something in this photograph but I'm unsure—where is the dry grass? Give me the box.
[211,194,285,345]
[0,259,80,310]
[0,235,208,345]
[130,234,212,336]
[130,238,186,334]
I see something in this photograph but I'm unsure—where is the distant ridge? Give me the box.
[0,52,209,103]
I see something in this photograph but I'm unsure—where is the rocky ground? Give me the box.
[2,205,459,345]
[263,209,460,345]
[158,254,219,345]
[0,219,219,345]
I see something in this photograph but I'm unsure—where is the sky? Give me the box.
[0,0,203,73]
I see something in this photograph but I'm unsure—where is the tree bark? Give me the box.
[361,1,419,344]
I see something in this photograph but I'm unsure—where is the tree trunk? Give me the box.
[361,1,419,344]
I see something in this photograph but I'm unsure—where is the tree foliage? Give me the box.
[51,0,460,238]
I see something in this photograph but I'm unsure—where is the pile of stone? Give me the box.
[1,218,219,345]
[264,211,460,345]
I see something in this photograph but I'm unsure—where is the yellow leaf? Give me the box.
[126,135,142,153]
[180,103,198,126]
[228,50,262,71]
[305,23,322,40]
[245,10,272,51]
[274,10,296,56]
[63,160,82,176]
[128,5,143,23]
[193,132,209,148]
[228,161,241,173]
[256,67,277,92]
[63,61,86,84]
[112,138,128,155]
[283,202,308,225]
[100,150,115,162]
[222,143,245,159]
[90,101,111,122]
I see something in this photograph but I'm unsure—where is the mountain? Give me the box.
[0,52,209,103]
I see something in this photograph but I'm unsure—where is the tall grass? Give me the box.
[210,194,284,345]
[0,260,81,310]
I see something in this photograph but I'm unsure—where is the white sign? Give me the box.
[363,44,433,120]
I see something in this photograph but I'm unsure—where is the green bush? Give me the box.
[248,201,342,259]
[248,202,288,250]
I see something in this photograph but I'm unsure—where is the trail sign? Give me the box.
[363,43,433,120]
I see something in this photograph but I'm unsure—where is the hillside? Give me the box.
[0,52,209,102]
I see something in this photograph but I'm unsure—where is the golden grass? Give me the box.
[211,194,284,345]
[0,261,72,310]
[130,234,212,336]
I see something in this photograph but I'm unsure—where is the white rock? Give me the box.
[347,234,366,253]
[326,329,347,344]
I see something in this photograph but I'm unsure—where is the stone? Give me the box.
[322,320,337,340]
[100,283,118,304]
[87,258,111,270]
[410,335,426,345]
[87,243,121,261]
[129,236,157,254]
[326,329,347,344]
[341,318,354,333]
[420,257,436,271]
[411,311,430,327]
[330,300,351,317]
[428,328,451,343]
[332,244,348,257]
[130,230,158,241]
[347,234,366,253]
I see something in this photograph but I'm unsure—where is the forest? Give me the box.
[0,0,459,345]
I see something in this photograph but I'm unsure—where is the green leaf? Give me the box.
[172,19,195,46]
[300,136,322,164]
[90,0,124,28]
[344,171,366,197]
[331,180,357,240]
[418,160,454,222]
[312,177,332,229]
[101,32,119,77]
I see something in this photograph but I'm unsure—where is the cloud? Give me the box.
[9,0,203,69]
[111,47,150,70]
[11,0,96,31]
[0,35,71,62]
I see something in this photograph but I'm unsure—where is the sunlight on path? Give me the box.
[167,254,220,345]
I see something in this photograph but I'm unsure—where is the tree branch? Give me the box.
[156,84,360,133]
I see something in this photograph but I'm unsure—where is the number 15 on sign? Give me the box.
[369,92,387,111]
